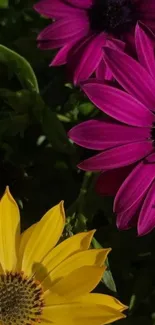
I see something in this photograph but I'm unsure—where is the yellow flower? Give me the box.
[0,187,127,325]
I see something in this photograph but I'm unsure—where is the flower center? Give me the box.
[88,0,136,35]
[0,272,44,325]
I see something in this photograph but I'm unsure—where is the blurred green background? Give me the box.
[1,1,155,324]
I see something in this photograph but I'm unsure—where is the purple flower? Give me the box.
[69,23,155,236]
[34,0,155,84]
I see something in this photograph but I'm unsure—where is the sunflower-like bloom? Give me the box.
[0,187,126,325]
[34,0,155,84]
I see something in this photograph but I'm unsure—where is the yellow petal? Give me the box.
[0,187,20,271]
[0,264,4,275]
[35,230,95,282]
[76,294,128,312]
[44,288,127,313]
[44,293,68,305]
[42,301,125,325]
[21,201,65,276]
[44,265,106,299]
[40,321,53,325]
[17,223,37,270]
[42,248,110,289]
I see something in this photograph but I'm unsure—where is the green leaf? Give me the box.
[0,114,29,138]
[129,268,153,312]
[78,102,95,116]
[0,0,8,7]
[103,262,117,293]
[0,89,33,113]
[0,45,39,92]
[41,106,74,154]
[0,89,73,153]
[92,237,117,293]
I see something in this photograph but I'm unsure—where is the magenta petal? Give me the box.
[104,66,113,80]
[37,15,89,49]
[96,165,135,196]
[69,33,106,84]
[82,83,154,127]
[96,59,113,81]
[106,38,125,51]
[114,155,155,214]
[65,0,92,9]
[96,59,107,80]
[145,21,155,34]
[67,34,94,82]
[103,47,155,109]
[144,154,155,163]
[68,120,150,150]
[95,38,125,81]
[138,181,155,236]
[135,22,155,79]
[34,0,82,19]
[138,0,155,19]
[50,42,75,66]
[116,198,141,230]
[123,28,135,51]
[78,141,152,171]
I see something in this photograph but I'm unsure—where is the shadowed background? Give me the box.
[0,0,155,324]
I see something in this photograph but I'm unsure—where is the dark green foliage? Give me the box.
[0,1,155,324]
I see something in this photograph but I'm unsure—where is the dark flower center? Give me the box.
[0,272,44,325]
[88,0,136,35]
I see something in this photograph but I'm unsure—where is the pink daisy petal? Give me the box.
[141,20,155,33]
[50,41,75,65]
[37,15,89,49]
[145,154,155,163]
[114,155,155,214]
[65,0,92,9]
[116,198,142,230]
[74,33,106,84]
[124,28,135,52]
[138,0,155,18]
[68,119,150,150]
[103,47,155,109]
[68,33,106,84]
[96,59,108,81]
[96,38,125,81]
[135,22,155,79]
[104,67,113,80]
[78,141,152,171]
[145,21,155,34]
[106,38,126,51]
[96,165,135,196]
[138,181,155,236]
[34,0,155,83]
[67,34,94,78]
[34,0,82,19]
[82,82,155,127]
